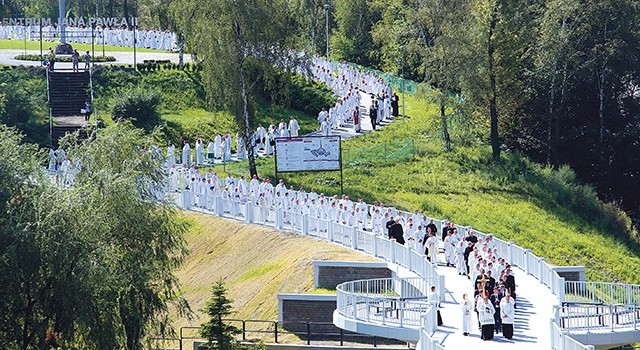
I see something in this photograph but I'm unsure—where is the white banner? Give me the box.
[275,136,341,172]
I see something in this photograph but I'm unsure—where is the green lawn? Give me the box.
[0,38,164,53]
[200,93,640,285]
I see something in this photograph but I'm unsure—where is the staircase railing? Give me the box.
[88,67,97,129]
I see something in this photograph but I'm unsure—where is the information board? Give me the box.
[275,136,341,173]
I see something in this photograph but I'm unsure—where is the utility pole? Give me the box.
[401,45,405,122]
[324,3,330,58]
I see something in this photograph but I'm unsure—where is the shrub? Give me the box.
[14,54,116,63]
[112,87,162,127]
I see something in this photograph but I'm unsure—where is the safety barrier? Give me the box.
[175,187,640,349]
[336,277,437,328]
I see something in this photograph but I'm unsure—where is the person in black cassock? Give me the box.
[391,92,399,117]
[390,219,405,245]
[369,102,378,130]
[504,267,517,304]
[386,216,396,238]
[426,219,438,239]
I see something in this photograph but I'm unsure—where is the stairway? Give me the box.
[48,71,91,117]
[47,70,93,147]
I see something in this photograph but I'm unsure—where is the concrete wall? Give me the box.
[552,266,586,282]
[277,294,337,333]
[313,261,391,289]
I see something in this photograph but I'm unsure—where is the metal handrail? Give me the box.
[169,183,640,349]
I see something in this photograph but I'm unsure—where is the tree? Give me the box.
[458,0,539,161]
[200,280,241,350]
[0,123,190,349]
[172,0,299,177]
[331,0,381,66]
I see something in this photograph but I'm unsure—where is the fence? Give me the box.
[151,320,394,350]
[554,304,640,332]
[335,277,437,328]
[173,184,640,350]
[342,140,414,165]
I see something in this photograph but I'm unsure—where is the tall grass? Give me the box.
[202,93,640,284]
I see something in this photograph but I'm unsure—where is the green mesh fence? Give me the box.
[345,62,419,95]
[343,140,414,165]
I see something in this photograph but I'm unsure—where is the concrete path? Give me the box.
[432,261,555,349]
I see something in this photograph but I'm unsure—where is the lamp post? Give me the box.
[324,3,330,58]
[400,45,405,122]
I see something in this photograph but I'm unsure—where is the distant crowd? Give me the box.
[0,24,177,50]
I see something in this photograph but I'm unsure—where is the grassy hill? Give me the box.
[173,211,378,329]
[200,93,640,285]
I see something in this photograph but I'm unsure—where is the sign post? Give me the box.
[274,135,344,195]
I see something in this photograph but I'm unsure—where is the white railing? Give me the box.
[555,304,640,332]
[336,277,437,328]
[550,318,594,350]
[176,188,640,349]
[564,281,640,305]
[178,189,442,295]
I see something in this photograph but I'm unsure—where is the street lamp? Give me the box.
[400,45,405,122]
[324,3,330,58]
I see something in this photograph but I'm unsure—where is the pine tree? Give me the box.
[200,280,241,350]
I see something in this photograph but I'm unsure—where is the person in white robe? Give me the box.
[169,165,178,192]
[428,286,443,326]
[249,175,260,204]
[443,231,457,267]
[317,108,328,126]
[198,178,208,207]
[167,142,176,167]
[425,232,439,263]
[182,142,191,166]
[256,125,266,150]
[48,147,57,171]
[223,133,232,161]
[321,118,331,136]
[237,175,248,202]
[266,128,274,155]
[500,294,515,339]
[456,240,469,275]
[461,294,473,336]
[288,116,300,137]
[478,295,496,340]
[207,140,216,163]
[214,132,223,159]
[195,138,204,165]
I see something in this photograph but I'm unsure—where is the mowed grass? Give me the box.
[200,93,640,285]
[0,38,162,53]
[172,211,378,330]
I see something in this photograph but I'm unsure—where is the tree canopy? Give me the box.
[0,123,190,350]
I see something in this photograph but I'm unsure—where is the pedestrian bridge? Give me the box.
[175,190,640,350]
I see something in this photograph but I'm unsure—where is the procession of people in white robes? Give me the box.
[0,24,177,51]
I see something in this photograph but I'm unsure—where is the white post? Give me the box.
[524,249,531,274]
[181,189,188,209]
[302,214,309,235]
[275,208,283,230]
[350,226,357,249]
[508,241,514,264]
[328,222,334,242]
[245,202,253,224]
[372,234,379,257]
[389,240,396,263]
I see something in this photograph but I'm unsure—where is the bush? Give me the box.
[112,87,162,127]
[14,54,116,63]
